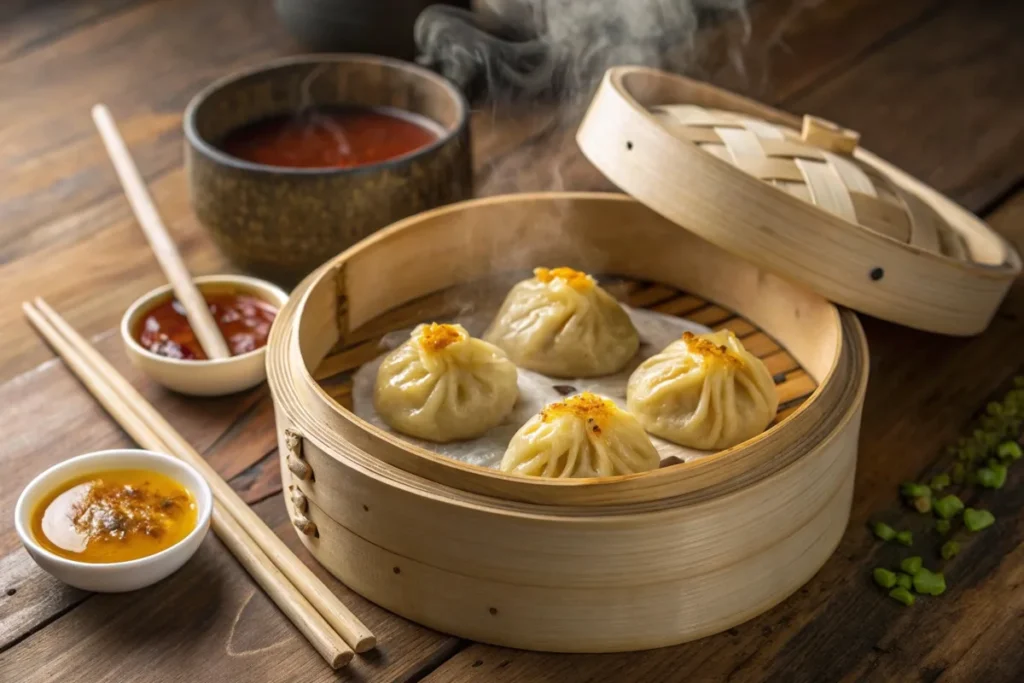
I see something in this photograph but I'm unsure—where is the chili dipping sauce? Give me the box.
[218,105,441,169]
[135,292,278,361]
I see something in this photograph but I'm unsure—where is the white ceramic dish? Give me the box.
[121,274,288,396]
[15,449,213,593]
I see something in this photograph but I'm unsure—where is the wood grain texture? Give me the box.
[0,496,460,683]
[0,550,87,651]
[472,0,946,197]
[786,0,1024,213]
[701,0,943,103]
[0,0,297,383]
[2,0,1024,678]
[0,332,260,643]
[0,0,140,63]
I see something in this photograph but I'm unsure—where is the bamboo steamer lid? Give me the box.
[577,67,1021,335]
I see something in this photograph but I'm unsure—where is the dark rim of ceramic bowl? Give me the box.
[183,53,469,177]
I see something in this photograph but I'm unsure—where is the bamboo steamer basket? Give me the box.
[576,67,1021,336]
[265,68,1020,651]
[267,192,869,652]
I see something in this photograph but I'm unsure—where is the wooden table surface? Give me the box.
[2,1,1023,681]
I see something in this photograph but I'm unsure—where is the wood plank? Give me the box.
[0,331,269,557]
[0,496,460,682]
[702,0,943,103]
[417,189,1024,682]
[0,338,455,669]
[0,171,231,384]
[3,0,1022,678]
[0,0,140,64]
[0,550,87,651]
[473,0,945,196]
[0,0,297,386]
[0,0,291,262]
[787,0,1024,212]
[0,332,266,642]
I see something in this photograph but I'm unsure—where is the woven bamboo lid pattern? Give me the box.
[653,107,969,261]
[577,66,1020,336]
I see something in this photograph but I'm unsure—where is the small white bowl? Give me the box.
[121,274,288,396]
[15,449,213,593]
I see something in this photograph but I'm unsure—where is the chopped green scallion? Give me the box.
[913,496,932,514]
[873,522,896,541]
[963,508,995,532]
[975,465,1007,489]
[873,568,897,589]
[888,586,915,606]
[900,482,931,499]
[895,530,914,547]
[912,569,946,596]
[900,556,923,575]
[940,541,960,560]
[951,462,966,484]
[934,495,964,520]
[980,416,1002,433]
[895,573,913,590]
[929,473,951,492]
[997,441,1022,461]
[935,519,951,535]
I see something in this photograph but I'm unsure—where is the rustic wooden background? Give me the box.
[1,0,1022,681]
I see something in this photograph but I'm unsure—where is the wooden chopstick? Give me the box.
[22,301,351,668]
[24,299,376,656]
[29,298,375,654]
[91,104,231,360]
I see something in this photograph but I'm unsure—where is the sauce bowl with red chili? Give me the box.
[121,275,288,396]
[185,54,472,286]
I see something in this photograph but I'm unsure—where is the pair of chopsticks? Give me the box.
[24,298,374,668]
[92,104,230,360]
[63,105,374,666]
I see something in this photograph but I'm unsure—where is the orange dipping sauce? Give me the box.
[219,106,440,169]
[31,469,197,564]
[135,293,278,361]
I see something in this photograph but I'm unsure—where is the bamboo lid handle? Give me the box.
[801,115,860,155]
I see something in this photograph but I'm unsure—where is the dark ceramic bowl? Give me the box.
[184,54,472,285]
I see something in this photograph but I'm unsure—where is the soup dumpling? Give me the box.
[627,330,778,450]
[484,267,639,378]
[374,323,519,442]
[501,392,660,478]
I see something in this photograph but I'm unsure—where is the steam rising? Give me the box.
[416,0,749,196]
[418,0,749,101]
[406,1,752,321]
